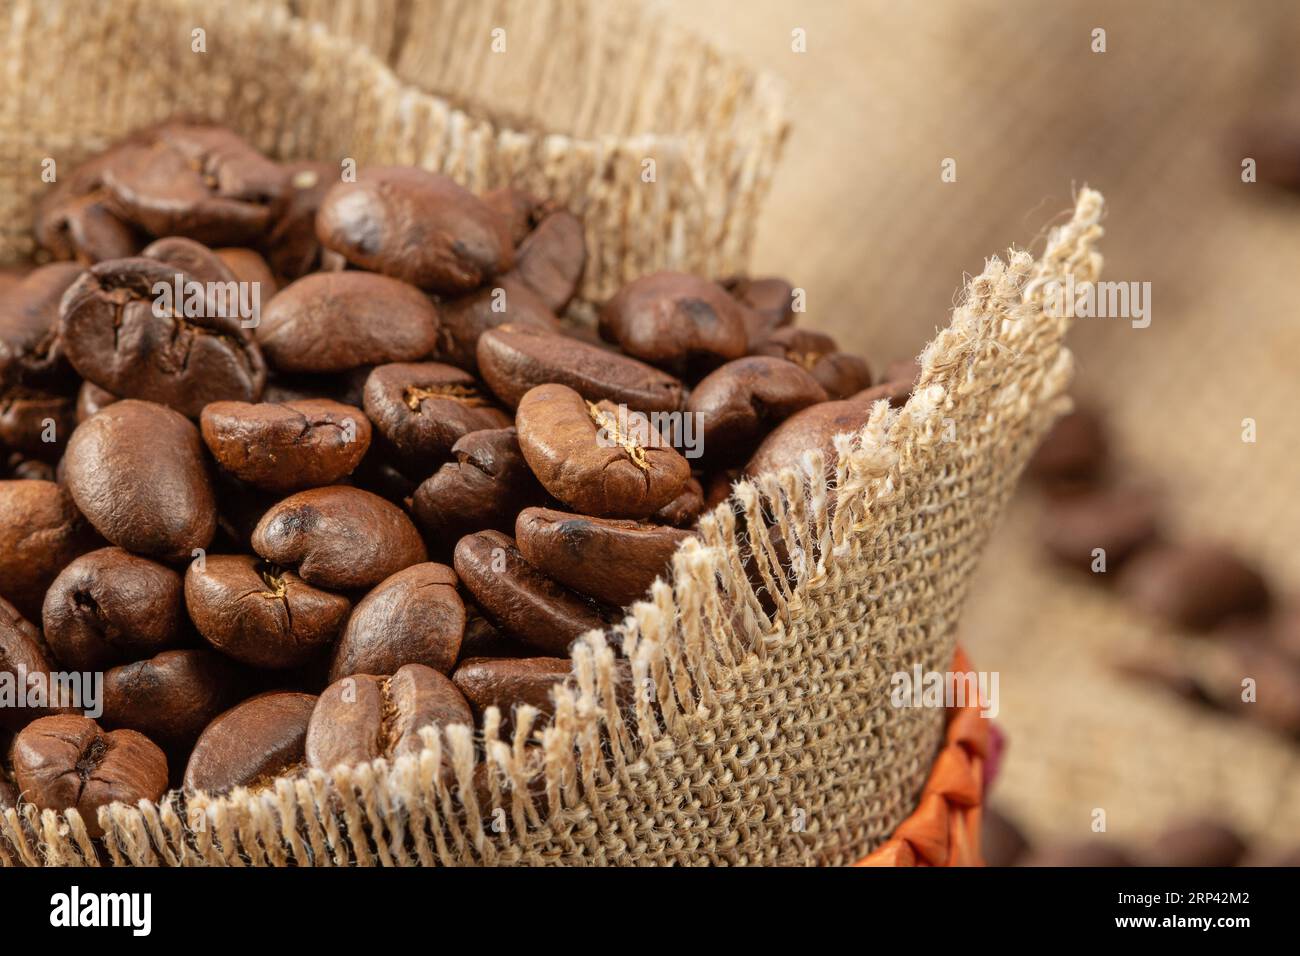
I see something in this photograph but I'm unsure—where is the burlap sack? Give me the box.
[0,0,1105,865]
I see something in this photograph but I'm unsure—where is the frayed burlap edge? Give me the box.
[1,189,1104,867]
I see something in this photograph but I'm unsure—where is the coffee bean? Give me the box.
[755,328,872,400]
[63,400,216,562]
[0,388,75,461]
[454,530,609,654]
[60,258,267,417]
[1212,635,1300,734]
[261,366,371,408]
[200,399,371,492]
[258,271,439,374]
[477,323,684,414]
[598,271,749,374]
[362,362,510,472]
[185,554,350,669]
[0,596,62,730]
[652,475,705,527]
[480,188,543,247]
[328,563,464,680]
[263,161,337,281]
[316,166,513,293]
[214,247,278,299]
[458,604,537,661]
[251,486,427,591]
[75,381,118,423]
[0,762,16,812]
[306,663,473,771]
[42,547,186,671]
[34,142,146,264]
[1026,408,1108,487]
[1145,819,1246,867]
[515,384,691,518]
[102,648,245,750]
[850,362,915,408]
[516,507,693,607]
[433,276,560,373]
[452,656,572,726]
[1040,487,1161,573]
[0,480,97,621]
[11,714,167,837]
[140,236,238,284]
[0,262,84,391]
[744,397,873,479]
[183,691,316,793]
[1118,543,1271,631]
[722,275,796,345]
[511,208,586,313]
[411,427,547,546]
[6,453,55,482]
[686,356,828,466]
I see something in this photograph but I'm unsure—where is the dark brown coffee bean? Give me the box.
[744,397,873,479]
[1020,842,1132,867]
[185,554,351,669]
[75,381,119,423]
[362,362,510,472]
[477,323,684,413]
[251,486,427,591]
[722,275,796,344]
[63,400,216,562]
[0,388,75,461]
[261,366,371,408]
[686,356,828,465]
[214,247,278,298]
[328,563,464,680]
[200,399,371,492]
[1026,408,1108,486]
[480,187,543,246]
[454,530,609,654]
[599,272,749,374]
[317,166,513,293]
[183,691,316,793]
[42,547,186,671]
[11,714,167,837]
[1118,543,1271,631]
[34,143,146,264]
[1040,488,1161,573]
[349,445,420,506]
[512,208,586,313]
[0,262,84,391]
[101,124,288,246]
[264,162,338,281]
[516,507,693,607]
[140,236,238,284]
[306,664,473,771]
[102,648,245,750]
[411,427,547,545]
[210,473,279,552]
[433,276,561,373]
[653,475,705,527]
[0,764,16,812]
[6,453,55,482]
[0,480,97,621]
[981,807,1030,867]
[452,656,571,725]
[755,328,872,400]
[0,596,63,730]
[257,271,439,374]
[515,384,691,518]
[704,469,740,509]
[1145,819,1246,867]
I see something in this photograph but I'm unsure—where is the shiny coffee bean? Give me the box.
[452,656,572,725]
[516,508,693,607]
[251,486,427,591]
[328,563,465,680]
[0,480,97,621]
[316,166,513,293]
[34,142,145,264]
[1040,488,1161,573]
[511,207,586,313]
[183,691,316,793]
[42,547,186,671]
[599,271,749,374]
[653,475,705,527]
[60,258,266,417]
[185,554,350,669]
[102,648,245,750]
[0,262,84,390]
[515,384,691,518]
[263,161,337,281]
[722,274,795,345]
[744,397,874,478]
[477,323,684,413]
[11,714,167,838]
[1145,819,1246,867]
[0,388,75,461]
[0,596,62,730]
[454,530,608,654]
[63,400,217,562]
[214,247,278,298]
[432,276,560,373]
[1026,408,1108,487]
[362,362,510,472]
[75,381,118,423]
[258,271,440,374]
[1118,543,1271,631]
[140,236,238,284]
[686,356,827,465]
[755,328,872,400]
[200,399,371,492]
[411,427,547,545]
[306,664,473,771]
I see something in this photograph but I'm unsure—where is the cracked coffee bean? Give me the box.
[102,648,245,751]
[452,656,572,727]
[183,691,316,794]
[0,479,98,621]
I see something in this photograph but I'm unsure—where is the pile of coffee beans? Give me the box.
[0,123,919,834]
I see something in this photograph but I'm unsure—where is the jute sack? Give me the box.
[0,0,1105,865]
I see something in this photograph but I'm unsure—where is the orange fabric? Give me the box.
[853,648,989,867]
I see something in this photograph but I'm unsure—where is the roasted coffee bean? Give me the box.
[0,479,97,621]
[0,387,75,461]
[599,271,749,374]
[210,473,279,551]
[1026,408,1108,486]
[0,596,62,729]
[686,356,827,465]
[264,161,337,281]
[981,807,1030,867]
[477,323,684,413]
[653,475,705,527]
[411,427,547,545]
[362,362,510,472]
[328,563,464,680]
[11,714,167,837]
[452,656,572,725]
[704,469,740,509]
[306,664,473,771]
[0,764,16,812]
[63,400,216,562]
[1145,819,1247,867]
[1118,543,1271,631]
[433,276,561,372]
[1020,842,1133,867]
[101,124,288,246]
[480,187,543,246]
[140,236,238,284]
[1040,487,1161,573]
[34,143,145,264]
[200,399,371,492]
[185,554,351,669]
[722,275,796,344]
[251,486,427,591]
[0,262,84,390]
[316,166,513,293]
[102,648,245,750]
[42,547,186,671]
[458,604,537,661]
[60,258,266,417]
[183,691,315,793]
[454,530,608,654]
[516,508,693,607]
[515,384,691,518]
[755,328,872,400]
[261,366,371,408]
[258,271,439,374]
[850,358,917,409]
[744,397,874,478]
[215,247,277,299]
[512,207,586,313]
[6,453,55,482]
[75,381,118,423]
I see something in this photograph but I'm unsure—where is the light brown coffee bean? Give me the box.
[432,276,561,373]
[0,479,98,620]
[452,656,572,726]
